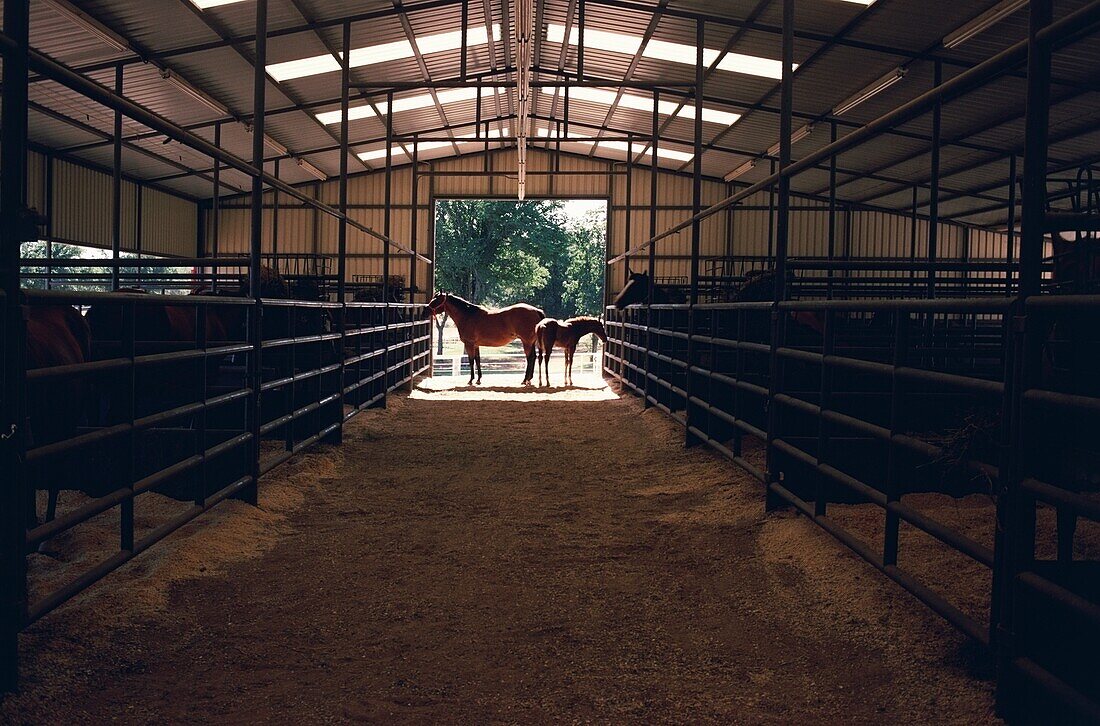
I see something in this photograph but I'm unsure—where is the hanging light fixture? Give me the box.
[514,0,534,200]
[943,0,1028,48]
[724,159,757,182]
[831,67,907,116]
[767,123,814,157]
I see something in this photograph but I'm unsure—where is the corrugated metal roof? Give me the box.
[13,0,1099,227]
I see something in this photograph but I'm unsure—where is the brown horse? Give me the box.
[535,316,608,387]
[425,292,544,385]
[25,304,93,525]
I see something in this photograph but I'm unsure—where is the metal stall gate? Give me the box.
[0,0,433,690]
[605,0,1100,720]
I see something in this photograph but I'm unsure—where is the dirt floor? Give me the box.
[2,373,999,724]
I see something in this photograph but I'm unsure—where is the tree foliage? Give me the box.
[434,200,606,319]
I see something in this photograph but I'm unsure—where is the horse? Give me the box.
[535,316,608,387]
[613,270,687,308]
[24,304,93,525]
[425,292,544,386]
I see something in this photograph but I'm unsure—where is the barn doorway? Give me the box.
[431,198,608,383]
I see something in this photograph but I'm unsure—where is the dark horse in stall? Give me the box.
[613,270,687,308]
[24,303,93,526]
[425,292,544,386]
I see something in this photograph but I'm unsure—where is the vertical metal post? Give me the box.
[135,186,143,288]
[767,158,776,259]
[643,89,658,409]
[689,19,703,307]
[336,21,350,433]
[577,0,585,82]
[411,140,419,303]
[685,18,704,446]
[1006,154,1017,295]
[883,311,908,565]
[383,89,394,404]
[827,121,837,300]
[624,139,632,290]
[765,0,794,511]
[927,60,942,299]
[111,64,123,291]
[0,0,30,692]
[814,309,835,517]
[460,0,469,80]
[910,185,918,293]
[995,1,1052,705]
[272,158,280,263]
[211,122,221,292]
[244,0,268,506]
[648,92,659,299]
[44,155,53,290]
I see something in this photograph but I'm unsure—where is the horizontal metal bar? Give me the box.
[25,474,252,625]
[1010,658,1100,725]
[767,481,989,646]
[687,425,766,482]
[1021,477,1100,523]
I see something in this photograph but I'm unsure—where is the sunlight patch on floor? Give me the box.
[411,373,619,402]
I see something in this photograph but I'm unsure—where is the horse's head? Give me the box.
[613,271,650,309]
[425,291,448,319]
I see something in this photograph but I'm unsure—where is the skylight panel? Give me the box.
[317,87,504,125]
[537,87,740,126]
[269,24,501,82]
[545,23,792,80]
[536,127,692,161]
[357,128,510,162]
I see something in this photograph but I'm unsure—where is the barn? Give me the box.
[1,0,1099,721]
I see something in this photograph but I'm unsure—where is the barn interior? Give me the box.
[2,0,1100,721]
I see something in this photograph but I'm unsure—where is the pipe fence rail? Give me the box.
[15,290,429,629]
[603,0,1100,720]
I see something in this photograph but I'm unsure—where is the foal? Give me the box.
[535,316,608,386]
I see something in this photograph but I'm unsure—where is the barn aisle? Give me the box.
[4,375,996,723]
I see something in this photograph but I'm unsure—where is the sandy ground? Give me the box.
[2,373,998,724]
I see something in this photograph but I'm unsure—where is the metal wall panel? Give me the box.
[52,158,115,248]
[140,186,196,257]
[206,148,1010,297]
[46,155,197,256]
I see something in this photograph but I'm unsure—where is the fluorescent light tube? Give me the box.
[161,69,229,115]
[724,159,757,182]
[297,158,328,181]
[42,0,129,51]
[831,67,906,116]
[943,0,1028,48]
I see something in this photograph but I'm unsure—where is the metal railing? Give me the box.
[15,289,430,643]
[605,293,1100,718]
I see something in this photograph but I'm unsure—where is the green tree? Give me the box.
[562,209,607,317]
[435,200,566,310]
[434,199,606,320]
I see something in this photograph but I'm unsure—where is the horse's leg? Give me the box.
[521,338,536,386]
[543,345,552,387]
[464,342,477,385]
[566,346,574,386]
[536,343,543,387]
[475,349,483,384]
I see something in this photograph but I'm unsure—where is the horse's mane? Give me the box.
[444,293,488,314]
[564,315,602,324]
